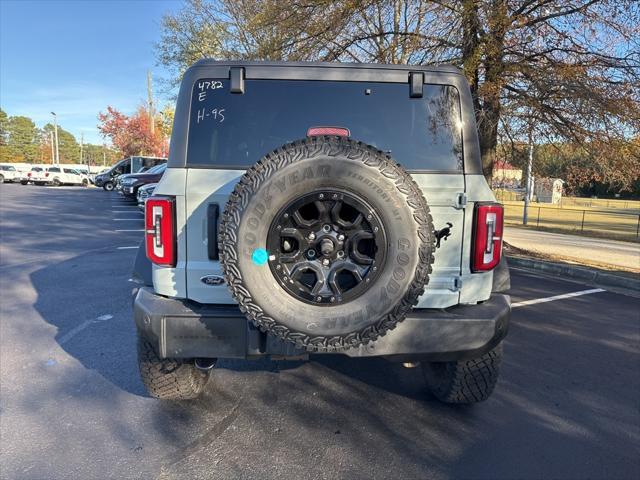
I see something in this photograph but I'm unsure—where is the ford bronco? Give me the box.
[132,60,510,404]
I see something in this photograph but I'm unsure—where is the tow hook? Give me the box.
[194,358,217,371]
[434,222,453,248]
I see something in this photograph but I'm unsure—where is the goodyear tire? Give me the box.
[422,343,503,404]
[220,137,434,352]
[137,335,210,400]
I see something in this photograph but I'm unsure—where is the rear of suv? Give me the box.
[0,164,21,183]
[133,61,510,404]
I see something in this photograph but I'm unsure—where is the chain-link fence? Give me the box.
[501,201,640,240]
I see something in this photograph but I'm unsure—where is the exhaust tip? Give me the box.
[402,362,420,369]
[194,358,217,371]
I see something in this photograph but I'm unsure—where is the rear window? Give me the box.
[187,79,463,171]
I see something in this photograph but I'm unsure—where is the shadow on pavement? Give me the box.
[26,227,640,479]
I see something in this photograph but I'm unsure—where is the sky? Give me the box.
[0,0,182,144]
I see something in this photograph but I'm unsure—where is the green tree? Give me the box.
[0,109,8,146]
[1,115,39,162]
[82,144,119,167]
[42,124,79,163]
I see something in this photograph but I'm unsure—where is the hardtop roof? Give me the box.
[189,59,462,76]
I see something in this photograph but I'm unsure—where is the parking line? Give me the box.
[512,288,606,308]
[58,314,113,346]
[117,246,139,250]
[113,218,142,221]
[116,229,144,232]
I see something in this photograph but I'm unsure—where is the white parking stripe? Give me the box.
[116,229,144,232]
[113,218,142,221]
[58,314,113,346]
[117,246,139,250]
[512,288,606,308]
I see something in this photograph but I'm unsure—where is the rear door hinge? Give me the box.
[454,192,467,209]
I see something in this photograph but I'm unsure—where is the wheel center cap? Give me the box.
[320,238,335,256]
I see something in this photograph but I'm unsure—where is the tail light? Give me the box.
[45,172,49,177]
[471,203,504,272]
[307,126,350,137]
[27,172,32,177]
[145,196,176,266]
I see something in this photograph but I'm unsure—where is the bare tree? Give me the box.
[157,0,639,181]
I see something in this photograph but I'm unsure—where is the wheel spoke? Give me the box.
[315,201,331,224]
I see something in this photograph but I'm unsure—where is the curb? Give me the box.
[506,255,640,292]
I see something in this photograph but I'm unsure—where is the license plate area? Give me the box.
[163,316,246,358]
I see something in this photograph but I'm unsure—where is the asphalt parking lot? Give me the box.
[1,183,639,480]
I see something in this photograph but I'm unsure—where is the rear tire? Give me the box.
[52,178,62,187]
[103,181,114,191]
[82,179,88,187]
[422,343,503,404]
[0,175,4,184]
[20,180,28,185]
[137,335,210,400]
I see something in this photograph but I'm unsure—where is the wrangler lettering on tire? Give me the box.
[220,137,435,352]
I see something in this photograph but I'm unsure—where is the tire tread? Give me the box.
[137,335,209,400]
[219,137,435,352]
[423,344,503,404]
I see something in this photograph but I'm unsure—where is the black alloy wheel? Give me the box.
[267,190,386,305]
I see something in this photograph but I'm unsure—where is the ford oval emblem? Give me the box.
[200,275,225,286]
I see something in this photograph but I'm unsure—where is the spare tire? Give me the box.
[220,137,434,352]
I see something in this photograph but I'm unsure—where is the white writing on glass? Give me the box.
[196,108,226,124]
[197,80,223,92]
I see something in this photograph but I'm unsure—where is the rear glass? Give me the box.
[187,79,463,171]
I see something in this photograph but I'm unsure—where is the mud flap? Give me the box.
[132,240,153,287]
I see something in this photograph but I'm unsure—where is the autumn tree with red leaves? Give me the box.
[98,105,169,158]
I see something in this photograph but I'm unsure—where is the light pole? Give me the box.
[51,112,60,164]
[523,131,534,225]
[79,132,84,165]
[49,131,55,164]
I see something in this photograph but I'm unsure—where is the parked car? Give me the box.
[95,156,166,191]
[118,163,166,199]
[0,164,22,183]
[132,60,510,404]
[137,182,157,211]
[36,167,88,186]
[26,166,47,185]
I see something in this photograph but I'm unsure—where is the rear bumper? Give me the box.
[133,287,510,361]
